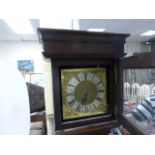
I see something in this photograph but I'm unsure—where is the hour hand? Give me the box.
[81,90,89,105]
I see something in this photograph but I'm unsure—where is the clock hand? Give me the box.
[81,89,90,105]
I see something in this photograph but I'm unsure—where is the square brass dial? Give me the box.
[61,67,108,120]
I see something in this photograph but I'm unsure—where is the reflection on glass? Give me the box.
[123,69,155,134]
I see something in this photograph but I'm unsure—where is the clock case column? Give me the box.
[38,28,129,134]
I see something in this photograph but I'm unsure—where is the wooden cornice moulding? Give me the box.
[38,28,129,59]
[120,51,155,68]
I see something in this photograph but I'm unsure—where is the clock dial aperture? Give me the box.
[61,68,108,120]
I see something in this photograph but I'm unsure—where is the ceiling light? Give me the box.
[4,19,34,34]
[140,30,155,36]
[88,28,105,32]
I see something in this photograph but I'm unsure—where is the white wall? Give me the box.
[0,41,43,73]
[124,41,150,57]
[43,58,54,134]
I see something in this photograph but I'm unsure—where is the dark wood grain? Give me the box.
[38,28,129,134]
[52,59,116,131]
[55,120,119,135]
[120,52,155,68]
[38,28,129,57]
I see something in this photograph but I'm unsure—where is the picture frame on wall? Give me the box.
[17,60,34,73]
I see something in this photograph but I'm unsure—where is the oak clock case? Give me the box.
[38,28,129,134]
[61,67,108,120]
[52,59,115,131]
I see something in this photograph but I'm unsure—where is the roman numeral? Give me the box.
[85,106,89,112]
[95,81,102,86]
[67,93,74,96]
[92,103,97,109]
[67,84,76,87]
[97,89,104,93]
[74,75,81,82]
[68,99,76,106]
[83,72,87,80]
[96,96,102,102]
[91,73,95,81]
[76,104,81,112]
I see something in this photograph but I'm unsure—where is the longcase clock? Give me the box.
[38,28,129,134]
